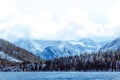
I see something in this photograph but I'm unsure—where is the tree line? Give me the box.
[42,49,120,71]
[0,48,120,71]
[10,49,120,71]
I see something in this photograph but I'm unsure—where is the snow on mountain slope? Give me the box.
[69,41,86,47]
[14,39,103,59]
[0,51,21,62]
[14,39,43,56]
[69,40,101,52]
[99,37,120,52]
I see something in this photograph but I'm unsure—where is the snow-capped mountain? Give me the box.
[99,37,120,52]
[14,38,102,60]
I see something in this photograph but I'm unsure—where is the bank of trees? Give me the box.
[17,49,120,71]
[43,49,120,71]
[0,47,120,71]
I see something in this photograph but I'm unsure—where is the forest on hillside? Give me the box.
[0,49,120,71]
[43,50,120,71]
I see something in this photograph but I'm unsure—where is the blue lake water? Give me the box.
[0,72,120,80]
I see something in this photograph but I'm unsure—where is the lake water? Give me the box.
[0,72,120,80]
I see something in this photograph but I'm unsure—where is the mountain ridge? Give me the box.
[99,37,120,52]
[14,38,103,59]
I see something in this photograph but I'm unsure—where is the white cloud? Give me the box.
[0,0,18,19]
[0,0,120,42]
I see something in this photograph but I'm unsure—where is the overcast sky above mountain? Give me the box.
[0,0,120,42]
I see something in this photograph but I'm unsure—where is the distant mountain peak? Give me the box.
[14,38,103,60]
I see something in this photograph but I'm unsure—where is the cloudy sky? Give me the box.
[0,0,120,42]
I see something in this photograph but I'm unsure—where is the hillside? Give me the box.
[99,37,120,52]
[0,38,41,63]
